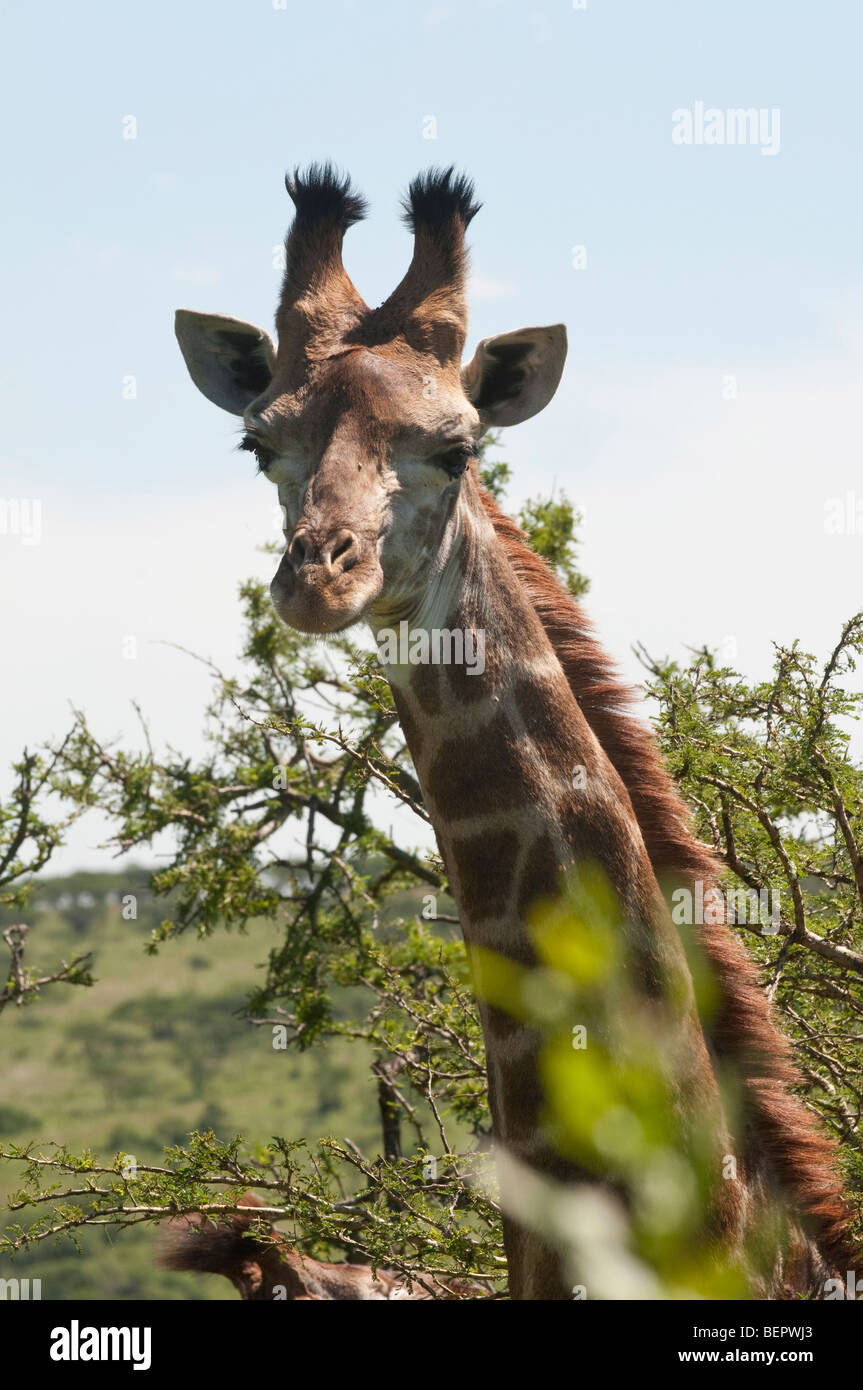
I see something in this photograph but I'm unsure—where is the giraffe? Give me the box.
[161,1193,488,1300]
[175,163,857,1299]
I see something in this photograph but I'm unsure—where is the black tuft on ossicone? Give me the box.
[284,162,368,229]
[401,166,481,230]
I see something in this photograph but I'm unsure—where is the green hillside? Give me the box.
[0,868,381,1300]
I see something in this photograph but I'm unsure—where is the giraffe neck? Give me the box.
[374,483,702,982]
[372,481,730,1298]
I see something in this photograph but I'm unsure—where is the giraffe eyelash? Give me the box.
[238,433,276,471]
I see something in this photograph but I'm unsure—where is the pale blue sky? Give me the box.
[2,0,861,868]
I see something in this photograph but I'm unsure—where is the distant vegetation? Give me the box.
[0,868,381,1298]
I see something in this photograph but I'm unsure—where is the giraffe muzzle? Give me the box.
[270,526,383,634]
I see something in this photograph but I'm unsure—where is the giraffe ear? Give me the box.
[461,324,567,427]
[175,310,276,415]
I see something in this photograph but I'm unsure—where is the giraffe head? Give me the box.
[176,165,567,634]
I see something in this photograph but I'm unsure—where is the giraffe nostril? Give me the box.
[325,531,360,574]
[331,535,354,564]
[288,532,309,568]
[287,528,360,576]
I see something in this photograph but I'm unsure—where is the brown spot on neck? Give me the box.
[410,661,442,717]
[448,828,521,924]
[425,706,540,821]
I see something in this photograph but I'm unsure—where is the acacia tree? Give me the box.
[0,740,94,1017]
[1,439,861,1294]
[639,618,863,1206]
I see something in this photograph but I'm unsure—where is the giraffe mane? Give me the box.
[478,478,859,1274]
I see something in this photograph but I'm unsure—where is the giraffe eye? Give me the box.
[239,433,276,471]
[435,445,473,478]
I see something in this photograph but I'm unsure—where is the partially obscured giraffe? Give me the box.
[175,164,856,1299]
[161,1193,487,1300]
